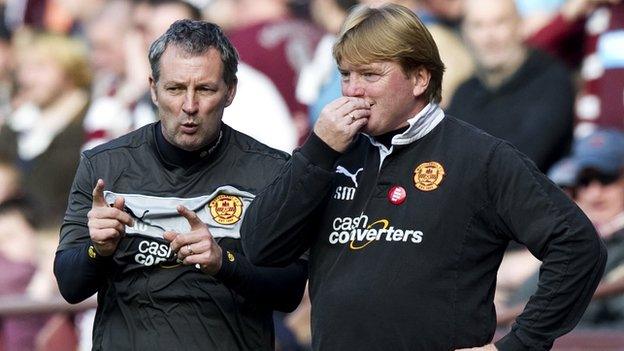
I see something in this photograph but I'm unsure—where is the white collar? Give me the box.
[364,102,445,148]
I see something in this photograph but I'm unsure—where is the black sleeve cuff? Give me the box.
[298,132,342,170]
[495,331,530,351]
[86,242,114,265]
[214,249,237,281]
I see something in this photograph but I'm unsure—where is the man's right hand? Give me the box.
[313,97,370,153]
[87,179,134,257]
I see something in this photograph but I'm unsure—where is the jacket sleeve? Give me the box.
[54,154,107,303]
[54,243,112,303]
[215,242,308,312]
[488,143,607,351]
[241,133,341,266]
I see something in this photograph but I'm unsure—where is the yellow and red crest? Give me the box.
[208,195,243,225]
[413,162,445,192]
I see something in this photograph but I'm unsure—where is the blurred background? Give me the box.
[0,0,623,350]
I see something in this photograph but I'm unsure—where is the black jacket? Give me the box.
[242,104,606,351]
[448,49,574,173]
[54,123,307,351]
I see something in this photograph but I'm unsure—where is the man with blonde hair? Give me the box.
[242,3,606,350]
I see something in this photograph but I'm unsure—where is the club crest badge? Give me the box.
[413,162,445,192]
[208,195,243,225]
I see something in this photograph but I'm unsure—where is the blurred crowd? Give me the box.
[0,0,622,350]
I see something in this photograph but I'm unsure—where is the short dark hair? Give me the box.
[148,19,238,86]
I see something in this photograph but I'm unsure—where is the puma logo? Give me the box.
[335,166,364,187]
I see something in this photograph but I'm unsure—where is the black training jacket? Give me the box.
[54,123,307,351]
[242,104,607,351]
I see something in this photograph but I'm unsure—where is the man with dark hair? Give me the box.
[241,4,606,350]
[54,19,307,350]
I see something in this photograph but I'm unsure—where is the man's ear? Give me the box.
[411,67,431,98]
[149,76,159,107]
[225,80,237,107]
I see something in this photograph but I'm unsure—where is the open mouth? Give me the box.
[180,122,198,134]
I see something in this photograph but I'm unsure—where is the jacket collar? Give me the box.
[364,102,445,148]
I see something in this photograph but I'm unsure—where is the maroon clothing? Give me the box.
[527,5,624,131]
[0,255,49,351]
[526,13,585,68]
[229,18,322,140]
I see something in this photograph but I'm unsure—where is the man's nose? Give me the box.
[182,91,199,115]
[342,79,365,97]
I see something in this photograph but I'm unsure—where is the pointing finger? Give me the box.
[177,205,205,231]
[92,179,107,207]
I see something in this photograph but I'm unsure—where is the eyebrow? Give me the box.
[162,80,219,87]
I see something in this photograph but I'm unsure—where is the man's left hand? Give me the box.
[164,205,223,275]
[455,344,498,351]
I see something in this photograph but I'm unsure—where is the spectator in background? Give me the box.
[202,0,238,30]
[0,161,21,203]
[413,0,475,106]
[499,129,624,328]
[527,0,624,134]
[44,0,107,35]
[81,0,152,149]
[0,31,90,228]
[0,24,13,125]
[575,130,624,327]
[83,0,131,99]
[296,0,358,124]
[574,130,624,236]
[514,0,565,37]
[0,197,48,351]
[226,0,323,143]
[448,0,574,173]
